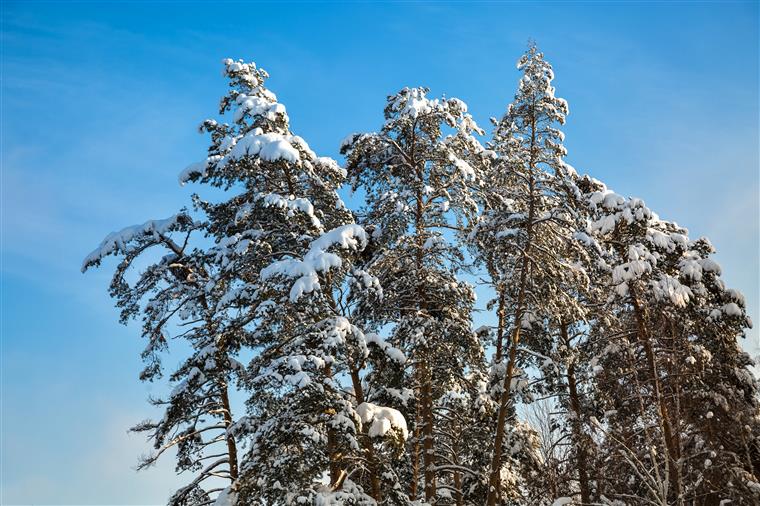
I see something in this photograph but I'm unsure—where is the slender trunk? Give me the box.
[454,462,464,506]
[199,292,239,486]
[486,110,538,506]
[421,367,436,501]
[219,384,239,481]
[629,283,681,503]
[486,238,532,503]
[494,286,507,363]
[410,130,436,502]
[485,296,525,506]
[349,368,382,500]
[324,364,343,488]
[561,323,590,505]
[410,410,421,499]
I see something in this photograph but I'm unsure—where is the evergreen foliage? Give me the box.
[84,46,760,506]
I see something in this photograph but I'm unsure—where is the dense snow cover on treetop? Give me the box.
[84,47,759,506]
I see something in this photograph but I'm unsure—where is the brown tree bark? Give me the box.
[219,383,239,481]
[410,409,421,499]
[486,112,538,506]
[411,129,437,502]
[628,283,682,503]
[561,323,591,505]
[494,287,507,363]
[420,366,436,501]
[485,297,525,505]
[349,367,382,500]
[486,237,532,504]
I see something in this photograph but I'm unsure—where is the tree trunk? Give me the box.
[198,289,239,486]
[219,383,239,481]
[410,410,421,499]
[494,287,507,363]
[350,368,382,500]
[421,365,436,501]
[629,283,682,503]
[454,466,463,506]
[561,323,591,505]
[324,364,343,488]
[485,310,524,505]
[411,136,436,502]
[486,246,531,504]
[486,119,537,506]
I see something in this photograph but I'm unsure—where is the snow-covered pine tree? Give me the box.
[675,241,760,503]
[586,188,692,504]
[82,47,760,506]
[522,173,615,504]
[82,213,244,505]
[471,44,591,505]
[582,179,760,504]
[181,58,408,504]
[338,229,420,505]
[342,87,488,502]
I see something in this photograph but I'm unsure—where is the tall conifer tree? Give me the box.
[343,87,488,502]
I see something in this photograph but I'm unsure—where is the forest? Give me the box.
[82,46,760,506]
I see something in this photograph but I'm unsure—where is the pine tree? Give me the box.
[82,212,244,505]
[340,228,419,505]
[472,44,590,505]
[525,173,615,505]
[582,178,760,505]
[342,86,488,502]
[674,237,760,504]
[182,58,410,504]
[82,47,760,506]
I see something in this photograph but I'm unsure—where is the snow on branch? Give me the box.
[232,192,323,230]
[356,402,408,440]
[81,213,195,272]
[260,224,368,302]
[179,129,304,186]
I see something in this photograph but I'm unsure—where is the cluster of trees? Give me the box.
[83,46,759,506]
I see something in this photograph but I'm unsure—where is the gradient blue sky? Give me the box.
[2,1,758,504]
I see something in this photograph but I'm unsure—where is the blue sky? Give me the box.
[2,1,758,504]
